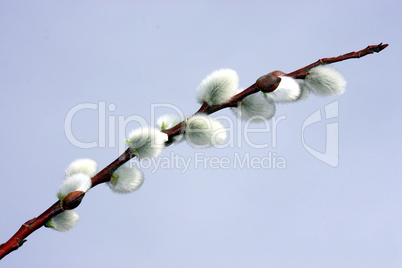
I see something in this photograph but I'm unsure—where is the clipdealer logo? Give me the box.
[302,101,339,167]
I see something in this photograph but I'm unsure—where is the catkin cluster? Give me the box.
[48,65,346,231]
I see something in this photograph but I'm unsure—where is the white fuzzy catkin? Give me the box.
[267,76,301,103]
[302,65,346,96]
[58,173,92,200]
[65,158,98,178]
[108,164,144,194]
[296,79,311,100]
[127,127,168,159]
[157,114,182,130]
[157,114,185,143]
[185,114,227,147]
[232,92,276,122]
[197,69,239,105]
[47,210,79,232]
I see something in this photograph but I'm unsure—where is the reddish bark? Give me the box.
[286,43,388,79]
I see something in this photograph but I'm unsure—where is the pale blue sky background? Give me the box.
[1,1,401,267]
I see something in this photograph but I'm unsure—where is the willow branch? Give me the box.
[0,43,388,260]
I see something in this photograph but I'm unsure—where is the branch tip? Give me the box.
[370,43,388,53]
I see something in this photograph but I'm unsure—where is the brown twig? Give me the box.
[286,43,388,79]
[0,43,388,260]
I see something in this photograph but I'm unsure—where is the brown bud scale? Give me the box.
[62,191,85,210]
[256,71,283,93]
